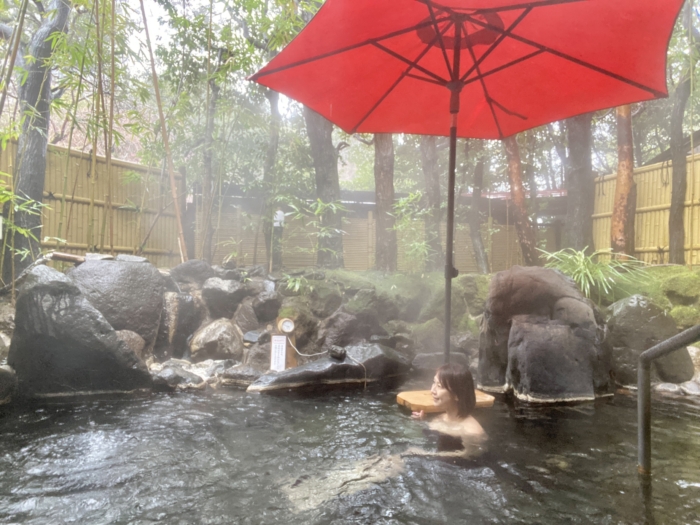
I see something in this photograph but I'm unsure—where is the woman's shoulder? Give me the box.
[460,416,486,437]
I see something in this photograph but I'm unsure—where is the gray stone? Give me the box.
[169,260,216,287]
[244,331,261,344]
[233,298,260,334]
[153,292,200,361]
[152,364,205,392]
[202,278,249,319]
[243,342,271,371]
[451,332,479,358]
[308,282,343,319]
[0,336,7,363]
[190,319,244,363]
[247,342,411,393]
[9,266,151,396]
[115,330,146,360]
[220,365,263,388]
[67,259,164,353]
[115,254,149,263]
[253,291,282,323]
[607,295,694,384]
[680,381,700,396]
[411,318,445,354]
[0,366,16,405]
[0,296,15,335]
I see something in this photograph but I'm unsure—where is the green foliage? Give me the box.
[285,198,347,259]
[392,191,432,272]
[539,247,646,304]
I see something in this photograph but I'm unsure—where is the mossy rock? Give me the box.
[375,273,441,322]
[455,273,491,316]
[411,318,445,354]
[278,296,318,347]
[669,305,700,330]
[324,269,377,296]
[662,272,700,306]
[307,280,343,319]
[457,313,481,337]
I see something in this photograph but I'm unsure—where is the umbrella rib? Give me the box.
[459,8,532,84]
[462,13,666,97]
[425,1,453,78]
[418,0,585,16]
[464,37,504,138]
[372,42,450,84]
[462,49,545,87]
[251,16,452,80]
[405,72,445,86]
[350,29,452,134]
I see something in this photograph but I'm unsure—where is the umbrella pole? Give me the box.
[444,99,460,364]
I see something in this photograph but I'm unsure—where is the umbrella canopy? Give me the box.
[252,0,684,362]
[252,0,682,140]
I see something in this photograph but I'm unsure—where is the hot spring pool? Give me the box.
[0,382,699,524]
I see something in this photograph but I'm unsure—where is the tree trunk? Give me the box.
[469,153,489,274]
[201,74,220,263]
[374,133,397,271]
[611,105,636,256]
[504,136,539,266]
[303,105,344,268]
[564,113,595,253]
[669,73,691,265]
[420,135,443,271]
[3,0,71,284]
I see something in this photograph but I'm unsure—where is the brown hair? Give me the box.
[437,363,476,418]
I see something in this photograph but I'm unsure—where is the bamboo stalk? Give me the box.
[139,0,188,262]
[0,0,28,119]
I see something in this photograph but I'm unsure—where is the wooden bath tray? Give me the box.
[397,390,495,413]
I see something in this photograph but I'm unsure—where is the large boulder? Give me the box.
[169,260,217,289]
[233,298,261,334]
[661,273,700,306]
[253,291,282,323]
[607,295,694,385]
[153,292,201,361]
[345,289,398,325]
[201,278,248,319]
[68,259,164,353]
[9,266,152,396]
[308,281,343,318]
[0,366,17,405]
[243,342,271,371]
[189,318,244,363]
[220,365,263,388]
[116,330,146,360]
[247,342,411,393]
[278,297,318,347]
[478,266,612,402]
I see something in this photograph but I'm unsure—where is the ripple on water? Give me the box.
[0,391,698,524]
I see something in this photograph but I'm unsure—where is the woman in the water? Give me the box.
[405,363,487,459]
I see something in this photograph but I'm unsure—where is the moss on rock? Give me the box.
[662,272,700,306]
[411,318,445,353]
[670,305,700,330]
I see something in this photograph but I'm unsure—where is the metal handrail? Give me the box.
[638,324,700,476]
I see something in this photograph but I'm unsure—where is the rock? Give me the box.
[688,346,700,375]
[244,342,271,371]
[85,253,114,261]
[233,298,260,334]
[411,352,470,378]
[459,274,491,316]
[506,317,609,403]
[607,295,694,384]
[662,273,700,305]
[240,265,267,279]
[278,297,318,347]
[213,265,242,281]
[411,318,445,354]
[479,266,612,401]
[0,296,15,335]
[115,330,146,360]
[680,381,700,396]
[202,278,249,319]
[9,266,151,396]
[0,336,7,363]
[654,382,682,394]
[308,282,343,318]
[346,289,398,325]
[317,310,358,350]
[0,366,17,405]
[153,292,200,361]
[159,271,182,293]
[152,364,205,392]
[189,319,244,363]
[115,254,149,263]
[247,342,411,393]
[68,259,164,353]
[244,331,261,344]
[169,260,217,288]
[220,365,263,388]
[253,291,282,323]
[669,305,700,330]
[451,332,479,358]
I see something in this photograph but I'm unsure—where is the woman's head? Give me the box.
[431,363,476,418]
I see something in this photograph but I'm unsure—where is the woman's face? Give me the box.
[431,373,457,410]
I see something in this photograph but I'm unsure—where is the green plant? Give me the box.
[282,274,312,294]
[285,198,347,260]
[392,191,433,272]
[539,247,646,304]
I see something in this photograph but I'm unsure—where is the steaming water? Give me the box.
[0,382,699,524]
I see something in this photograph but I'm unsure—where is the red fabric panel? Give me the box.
[253,0,684,138]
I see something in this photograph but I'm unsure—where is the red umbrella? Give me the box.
[252,0,684,361]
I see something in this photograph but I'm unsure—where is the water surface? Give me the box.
[0,383,699,524]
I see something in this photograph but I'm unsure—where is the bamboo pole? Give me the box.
[139,0,188,262]
[0,0,28,119]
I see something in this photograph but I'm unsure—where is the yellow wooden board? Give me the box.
[396,390,495,413]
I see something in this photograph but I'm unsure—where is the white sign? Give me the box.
[270,335,287,372]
